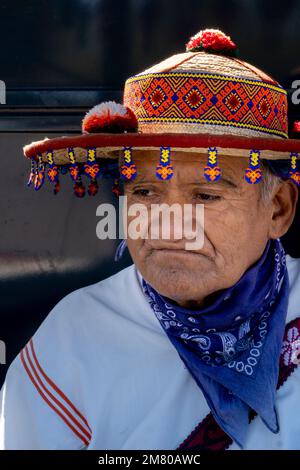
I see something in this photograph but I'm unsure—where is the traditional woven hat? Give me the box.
[23,28,300,197]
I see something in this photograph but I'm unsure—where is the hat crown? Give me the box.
[138,51,278,84]
[123,28,288,140]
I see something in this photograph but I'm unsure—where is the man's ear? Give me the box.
[268,180,299,239]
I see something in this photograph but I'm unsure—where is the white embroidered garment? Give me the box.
[1,255,300,450]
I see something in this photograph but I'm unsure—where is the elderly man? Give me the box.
[1,28,300,450]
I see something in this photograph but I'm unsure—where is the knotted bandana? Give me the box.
[141,238,289,448]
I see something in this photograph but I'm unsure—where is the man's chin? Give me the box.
[144,264,211,301]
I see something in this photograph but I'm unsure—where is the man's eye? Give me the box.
[132,188,154,197]
[195,193,221,201]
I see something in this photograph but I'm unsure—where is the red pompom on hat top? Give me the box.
[82,101,138,134]
[186,28,237,56]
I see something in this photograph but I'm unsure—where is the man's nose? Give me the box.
[148,189,201,242]
[162,187,188,206]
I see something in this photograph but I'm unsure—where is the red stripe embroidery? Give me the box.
[29,339,92,433]
[21,340,92,447]
[20,350,90,447]
[25,344,91,441]
[177,316,300,450]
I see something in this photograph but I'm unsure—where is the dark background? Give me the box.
[1,0,300,386]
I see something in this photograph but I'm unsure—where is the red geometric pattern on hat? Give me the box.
[216,82,252,122]
[176,78,213,118]
[124,81,144,114]
[251,87,278,128]
[278,97,288,131]
[143,78,174,117]
[124,72,288,138]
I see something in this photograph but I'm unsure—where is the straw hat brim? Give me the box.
[23,132,300,165]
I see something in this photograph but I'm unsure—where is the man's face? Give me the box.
[122,150,278,308]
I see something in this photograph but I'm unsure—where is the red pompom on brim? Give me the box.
[82,101,138,134]
[186,28,237,56]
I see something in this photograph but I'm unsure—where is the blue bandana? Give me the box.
[141,238,289,448]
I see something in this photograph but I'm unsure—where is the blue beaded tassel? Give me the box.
[289,152,300,186]
[27,158,36,187]
[68,147,79,184]
[34,155,45,190]
[46,150,60,194]
[156,146,174,180]
[244,150,262,184]
[204,147,221,182]
[120,147,137,180]
[68,147,85,197]
[84,147,100,196]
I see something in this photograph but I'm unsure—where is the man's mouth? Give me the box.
[153,247,207,257]
[142,240,214,261]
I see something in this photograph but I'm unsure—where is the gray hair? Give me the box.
[260,160,283,203]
